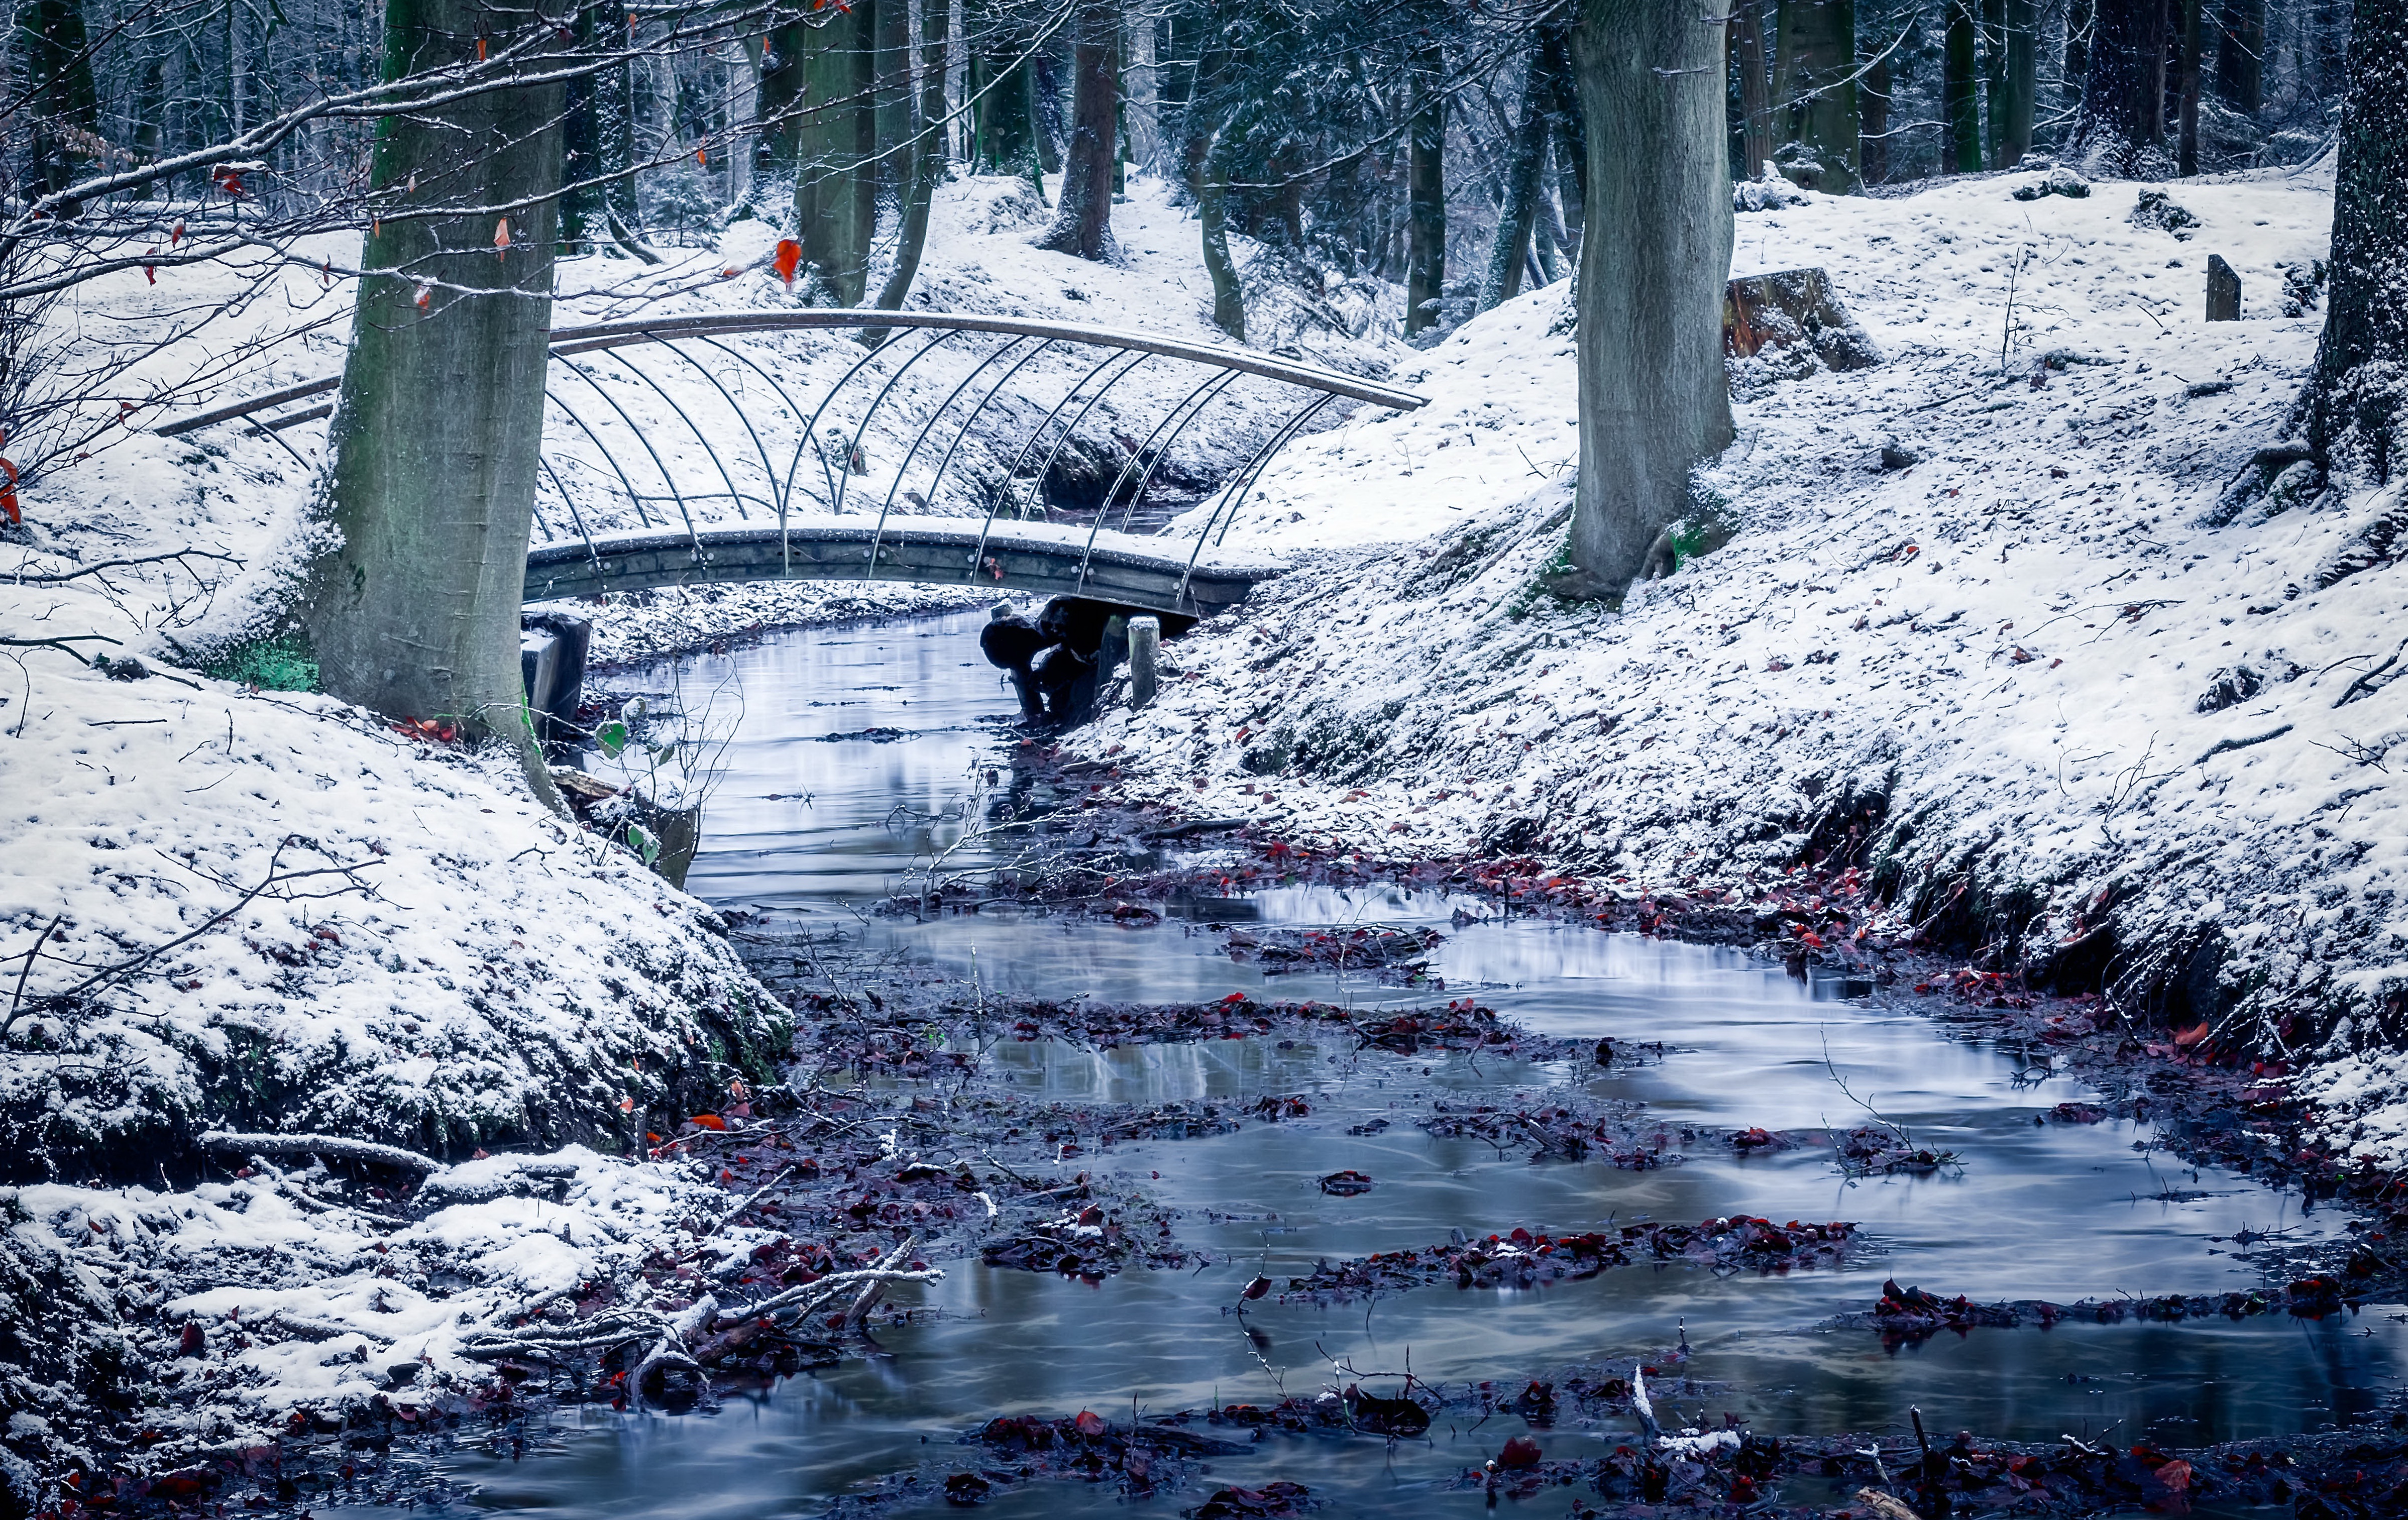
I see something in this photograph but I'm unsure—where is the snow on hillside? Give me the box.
[1078,161,2408,1162]
[0,170,1387,1481]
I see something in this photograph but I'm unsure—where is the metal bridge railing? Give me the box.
[157,311,1428,601]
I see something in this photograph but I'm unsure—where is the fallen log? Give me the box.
[198,1131,440,1175]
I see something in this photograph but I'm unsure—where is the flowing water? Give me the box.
[435,612,2406,1517]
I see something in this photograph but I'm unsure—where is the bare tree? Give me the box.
[1036,0,1119,258]
[1555,0,1732,598]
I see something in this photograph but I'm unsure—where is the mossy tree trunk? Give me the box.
[1560,0,1734,598]
[303,0,567,787]
[1943,0,1982,172]
[791,5,877,304]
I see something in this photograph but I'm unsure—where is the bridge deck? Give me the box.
[523,517,1279,618]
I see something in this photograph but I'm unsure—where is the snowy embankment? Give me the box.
[1074,161,2408,1163]
[0,169,1379,1491]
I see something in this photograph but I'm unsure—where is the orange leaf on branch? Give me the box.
[772,238,802,287]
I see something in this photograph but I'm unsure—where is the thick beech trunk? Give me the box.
[2177,0,2204,175]
[1036,0,1118,258]
[2000,0,2036,167]
[790,7,877,303]
[1560,0,1734,598]
[304,0,566,775]
[2298,0,2408,483]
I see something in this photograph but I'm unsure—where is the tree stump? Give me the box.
[1723,268,1881,373]
[2207,255,2242,321]
[1128,615,1160,710]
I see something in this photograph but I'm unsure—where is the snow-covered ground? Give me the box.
[1074,160,2408,1163]
[9,149,2405,1498]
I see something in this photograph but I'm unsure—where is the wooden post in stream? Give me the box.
[1128,615,1160,710]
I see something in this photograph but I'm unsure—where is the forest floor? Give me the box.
[7,155,2408,1515]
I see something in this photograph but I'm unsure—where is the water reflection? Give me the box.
[451,616,2408,1516]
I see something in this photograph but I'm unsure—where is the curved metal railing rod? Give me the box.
[1110,370,1237,535]
[534,454,606,571]
[931,340,1062,576]
[779,329,929,538]
[865,336,1033,579]
[655,340,780,513]
[1215,395,1336,548]
[1172,395,1334,611]
[986,346,1126,521]
[155,312,1427,440]
[544,389,658,529]
[685,334,826,519]
[834,329,960,525]
[545,311,1428,411]
[1023,352,1159,597]
[556,357,699,549]
[599,347,752,524]
[1120,373,1247,535]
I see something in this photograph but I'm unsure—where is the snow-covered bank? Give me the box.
[1073,162,2408,1162]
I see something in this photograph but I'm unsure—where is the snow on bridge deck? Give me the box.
[523,515,1281,619]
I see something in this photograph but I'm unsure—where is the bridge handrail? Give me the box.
[153,310,1428,437]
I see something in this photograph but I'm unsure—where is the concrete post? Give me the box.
[1128,614,1160,709]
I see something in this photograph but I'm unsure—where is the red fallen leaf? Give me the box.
[2155,1458,2192,1491]
[773,238,802,287]
[1798,929,1827,948]
[0,454,20,525]
[1242,1274,1272,1300]
[178,1323,206,1358]
[1497,1435,1542,1469]
[2172,1020,2211,1048]
[1319,1169,1375,1196]
[690,1114,727,1131]
[1220,991,1247,1005]
[1072,1409,1106,1437]
[2010,646,2034,663]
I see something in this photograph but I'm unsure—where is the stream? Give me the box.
[445,611,2406,1517]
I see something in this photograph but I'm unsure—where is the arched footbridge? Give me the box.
[162,311,1428,621]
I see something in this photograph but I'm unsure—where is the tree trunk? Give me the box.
[1178,33,1242,340]
[2212,0,2263,113]
[1773,0,1858,190]
[1481,44,1558,309]
[2065,0,2093,87]
[1405,40,1446,336]
[17,0,102,204]
[966,0,1039,190]
[873,0,911,198]
[2176,0,2203,174]
[2001,0,2036,166]
[303,0,565,778]
[792,9,877,303]
[1734,0,1773,181]
[2297,0,2408,484]
[1036,0,1119,258]
[2070,0,2160,171]
[1981,0,2007,166]
[875,0,949,312]
[1944,0,1982,172]
[1561,0,1734,599]
[1860,52,1891,182]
